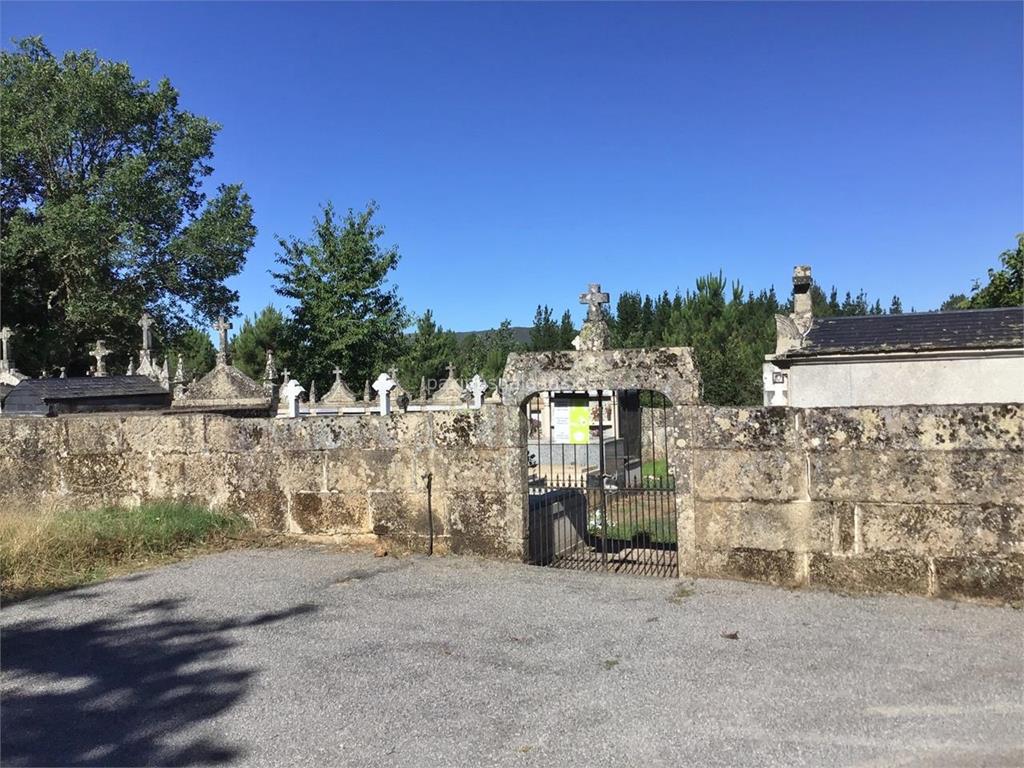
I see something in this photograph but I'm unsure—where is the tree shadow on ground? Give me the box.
[1,597,317,767]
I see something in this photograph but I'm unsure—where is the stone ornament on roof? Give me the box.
[171,315,272,413]
[432,363,466,405]
[90,340,111,377]
[321,365,357,406]
[467,374,487,408]
[577,283,610,351]
[0,326,27,387]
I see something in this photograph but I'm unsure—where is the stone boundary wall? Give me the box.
[680,403,1023,603]
[1,401,1020,602]
[0,407,525,558]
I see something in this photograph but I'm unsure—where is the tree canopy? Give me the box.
[272,202,407,393]
[0,38,256,376]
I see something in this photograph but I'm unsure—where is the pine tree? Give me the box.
[231,306,290,379]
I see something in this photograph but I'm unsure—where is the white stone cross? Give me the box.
[90,340,111,377]
[579,283,610,321]
[467,374,487,409]
[213,315,232,362]
[372,372,396,415]
[138,312,154,350]
[332,366,344,384]
[281,379,305,418]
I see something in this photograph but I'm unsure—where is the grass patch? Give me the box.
[0,501,266,602]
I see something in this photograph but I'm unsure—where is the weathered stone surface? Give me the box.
[808,552,930,595]
[687,407,797,450]
[694,500,831,552]
[502,347,701,407]
[64,416,125,455]
[801,404,1022,452]
[123,414,206,454]
[693,449,806,501]
[696,547,803,587]
[809,450,1023,505]
[858,503,1023,557]
[290,491,368,534]
[934,554,1024,603]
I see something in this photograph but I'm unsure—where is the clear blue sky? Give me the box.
[3,1,1021,330]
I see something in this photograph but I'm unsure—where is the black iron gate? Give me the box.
[524,389,678,577]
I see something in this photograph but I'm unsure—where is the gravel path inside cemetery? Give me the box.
[2,548,1022,768]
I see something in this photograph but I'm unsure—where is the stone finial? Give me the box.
[263,351,277,385]
[579,283,610,322]
[126,356,136,376]
[1,326,13,372]
[372,372,396,415]
[59,366,66,379]
[467,374,487,409]
[363,379,371,402]
[89,340,111,377]
[792,265,813,334]
[138,312,154,351]
[432,362,466,406]
[322,365,357,406]
[159,357,170,389]
[308,379,317,405]
[486,378,503,404]
[172,353,187,399]
[213,315,232,365]
[576,283,611,351]
[418,376,428,403]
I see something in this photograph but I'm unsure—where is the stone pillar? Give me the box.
[792,265,813,334]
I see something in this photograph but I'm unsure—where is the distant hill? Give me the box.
[453,327,533,346]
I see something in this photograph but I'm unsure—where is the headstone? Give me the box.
[372,372,396,415]
[467,374,487,409]
[213,316,232,365]
[281,379,305,418]
[89,340,111,377]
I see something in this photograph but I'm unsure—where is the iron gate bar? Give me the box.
[524,389,678,578]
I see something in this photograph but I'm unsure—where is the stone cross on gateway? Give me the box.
[214,316,232,364]
[90,340,111,377]
[579,283,610,321]
[138,312,154,350]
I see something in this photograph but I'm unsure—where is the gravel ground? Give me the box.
[2,547,1022,768]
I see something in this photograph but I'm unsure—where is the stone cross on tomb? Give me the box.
[213,316,232,363]
[90,340,111,377]
[372,372,396,415]
[579,283,610,321]
[332,366,344,384]
[281,368,291,383]
[467,374,487,409]
[138,312,154,350]
[0,326,12,370]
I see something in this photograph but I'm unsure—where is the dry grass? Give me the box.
[0,501,273,602]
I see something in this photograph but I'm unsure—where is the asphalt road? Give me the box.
[2,548,1022,768]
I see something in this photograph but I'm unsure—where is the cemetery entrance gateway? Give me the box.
[523,388,677,577]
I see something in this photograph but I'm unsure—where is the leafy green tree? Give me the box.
[0,38,256,376]
[529,305,562,351]
[889,296,903,314]
[170,328,216,380]
[941,293,969,311]
[231,306,290,380]
[272,202,406,392]
[964,234,1024,308]
[557,310,576,349]
[398,310,456,391]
